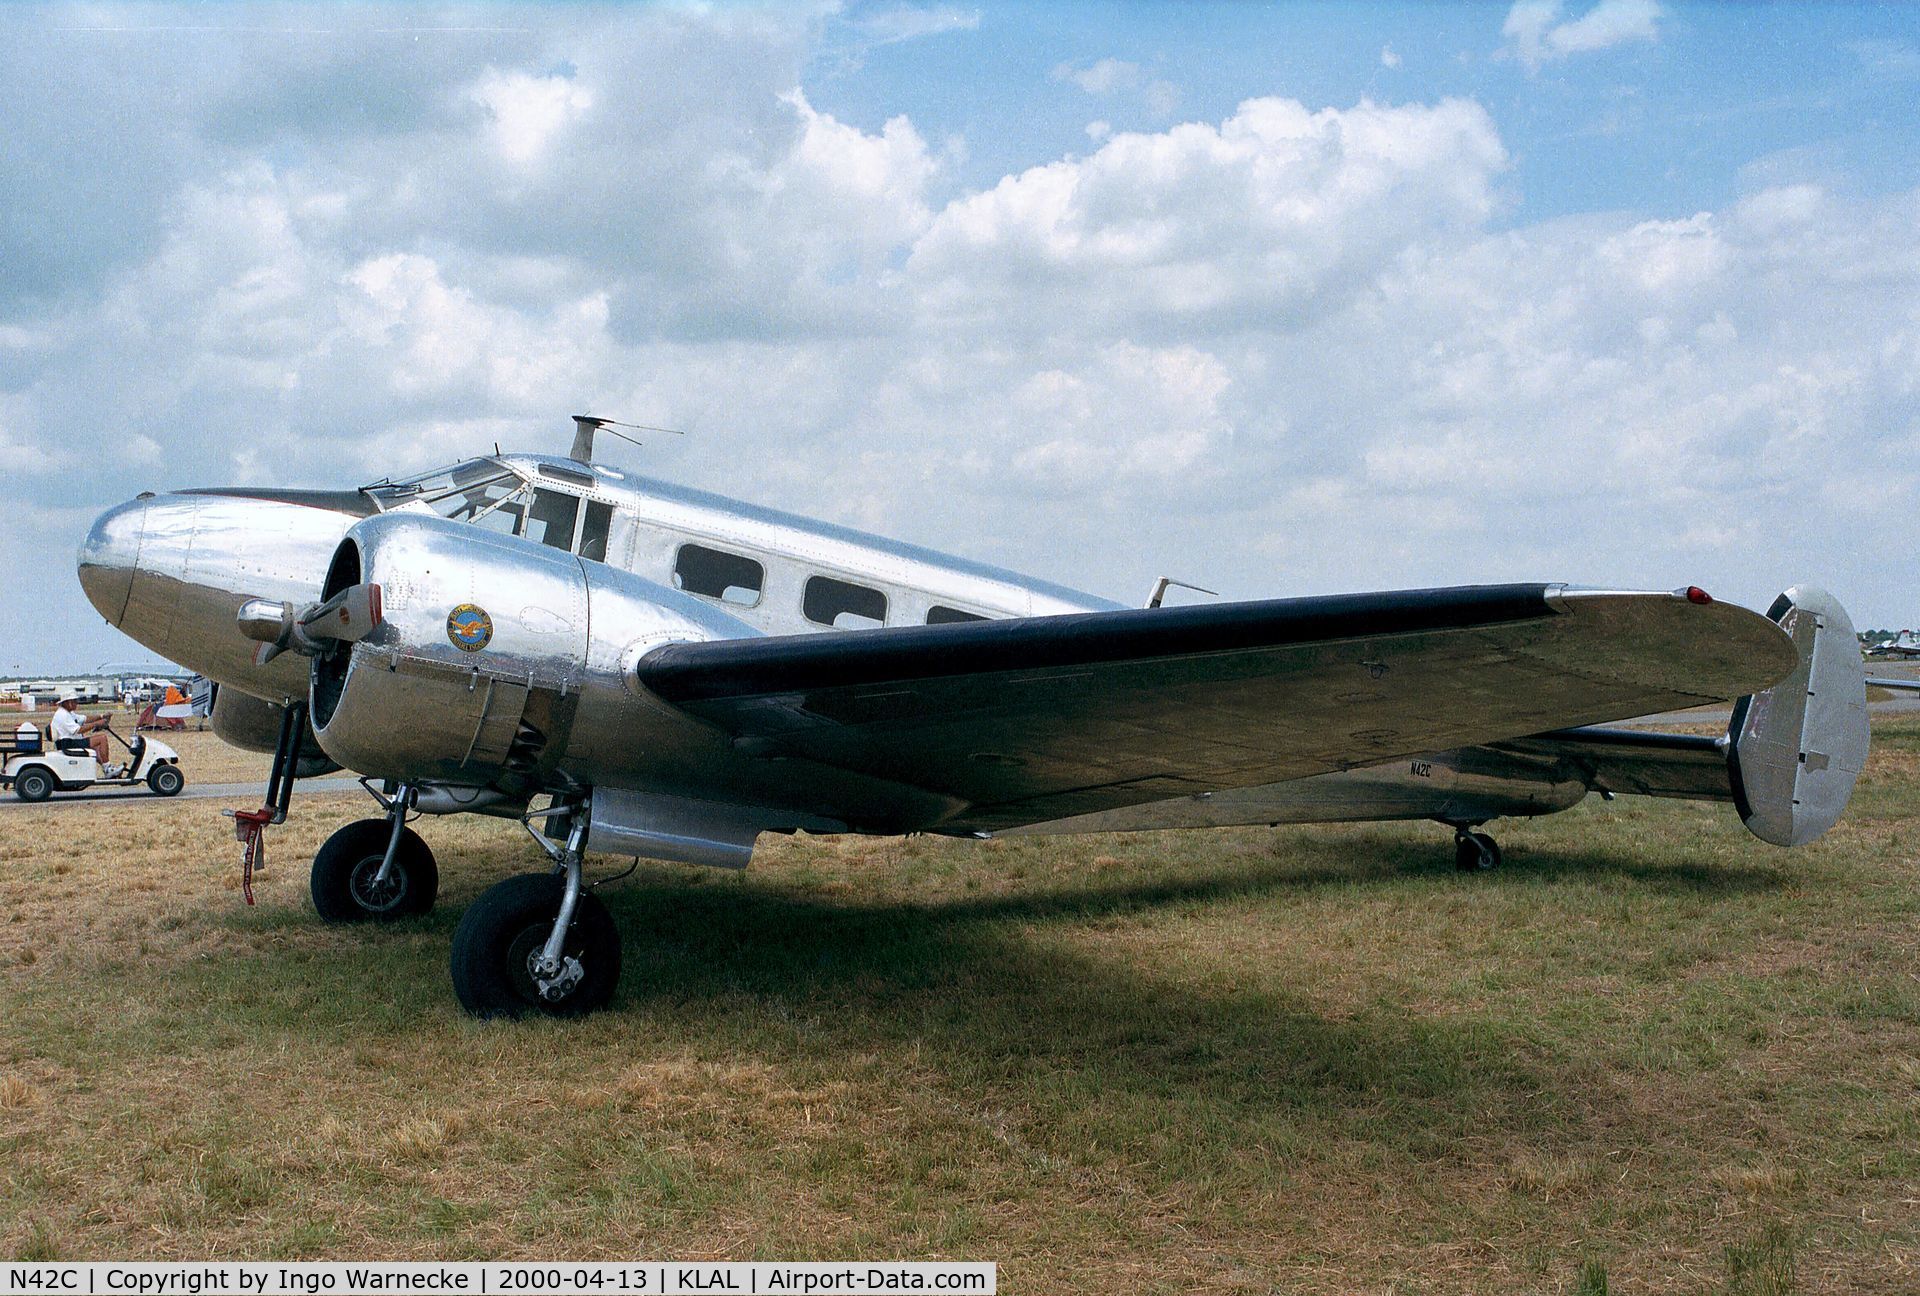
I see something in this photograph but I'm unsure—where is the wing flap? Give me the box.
[637,584,1796,832]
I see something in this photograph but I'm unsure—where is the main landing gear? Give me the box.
[449,806,620,1019]
[292,774,620,1017]
[1452,825,1503,872]
[310,785,439,923]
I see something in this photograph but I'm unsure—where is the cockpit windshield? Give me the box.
[362,457,616,560]
[362,459,510,507]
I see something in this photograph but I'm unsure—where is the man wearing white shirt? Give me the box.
[50,697,113,769]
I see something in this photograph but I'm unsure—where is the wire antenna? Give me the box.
[570,414,686,462]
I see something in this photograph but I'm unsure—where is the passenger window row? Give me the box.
[671,542,990,628]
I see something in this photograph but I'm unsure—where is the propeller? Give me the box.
[238,583,383,665]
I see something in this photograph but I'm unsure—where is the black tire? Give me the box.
[13,766,54,803]
[1455,831,1501,872]
[310,818,438,922]
[450,873,621,1020]
[147,763,185,797]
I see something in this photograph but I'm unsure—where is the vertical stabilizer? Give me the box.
[1728,585,1869,846]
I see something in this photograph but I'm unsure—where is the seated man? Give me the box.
[49,697,115,772]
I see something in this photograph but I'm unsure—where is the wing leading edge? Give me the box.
[636,584,1797,833]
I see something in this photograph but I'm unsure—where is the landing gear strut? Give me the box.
[1453,826,1502,872]
[450,804,621,1019]
[224,700,307,905]
[310,784,438,922]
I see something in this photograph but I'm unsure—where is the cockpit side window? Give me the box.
[579,501,615,562]
[524,488,581,550]
[366,461,612,559]
[471,496,526,537]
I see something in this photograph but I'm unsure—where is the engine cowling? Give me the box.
[210,685,340,777]
[307,513,754,791]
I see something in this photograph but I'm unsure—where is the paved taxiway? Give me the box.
[0,776,359,811]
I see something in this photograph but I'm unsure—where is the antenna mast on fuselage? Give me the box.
[569,414,686,464]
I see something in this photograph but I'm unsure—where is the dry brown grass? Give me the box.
[4,719,1920,1291]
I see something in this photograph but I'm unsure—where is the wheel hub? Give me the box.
[505,923,585,1003]
[347,856,406,913]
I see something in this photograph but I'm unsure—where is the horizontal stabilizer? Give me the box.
[1509,586,1868,846]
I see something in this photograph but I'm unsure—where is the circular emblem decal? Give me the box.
[446,603,494,652]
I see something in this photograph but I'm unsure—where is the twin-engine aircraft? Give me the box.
[77,417,1869,1018]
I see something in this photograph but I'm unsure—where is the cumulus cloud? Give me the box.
[854,5,980,45]
[908,97,1507,333]
[1051,56,1180,116]
[1503,0,1662,71]
[470,67,593,165]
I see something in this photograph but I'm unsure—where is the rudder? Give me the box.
[1728,585,1869,846]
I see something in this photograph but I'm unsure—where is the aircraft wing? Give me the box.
[636,583,1797,833]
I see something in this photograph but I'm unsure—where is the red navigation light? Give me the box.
[1685,586,1713,605]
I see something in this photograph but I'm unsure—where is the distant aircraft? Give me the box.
[77,416,1870,1018]
[1868,630,1920,658]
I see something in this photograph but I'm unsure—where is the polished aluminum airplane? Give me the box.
[76,416,1870,1017]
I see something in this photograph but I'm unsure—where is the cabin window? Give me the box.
[674,544,764,607]
[926,605,988,625]
[579,501,615,562]
[804,576,887,630]
[524,489,580,550]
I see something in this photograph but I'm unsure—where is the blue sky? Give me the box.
[3,1,1919,670]
[807,2,1920,223]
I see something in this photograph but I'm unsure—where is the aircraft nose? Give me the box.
[77,495,149,627]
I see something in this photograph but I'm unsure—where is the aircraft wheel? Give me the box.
[450,873,621,1020]
[147,764,185,797]
[1455,830,1501,872]
[13,767,54,803]
[310,819,438,922]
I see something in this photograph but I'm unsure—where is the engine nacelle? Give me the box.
[308,513,755,791]
[210,684,341,777]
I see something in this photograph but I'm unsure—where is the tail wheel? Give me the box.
[310,818,438,922]
[451,873,621,1020]
[13,767,54,803]
[147,763,185,796]
[1455,830,1502,872]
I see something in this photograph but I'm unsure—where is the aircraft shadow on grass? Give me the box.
[198,837,1785,1144]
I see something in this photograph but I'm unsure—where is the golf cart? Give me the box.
[1,715,185,802]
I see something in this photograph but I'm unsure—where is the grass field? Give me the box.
[4,717,1920,1293]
